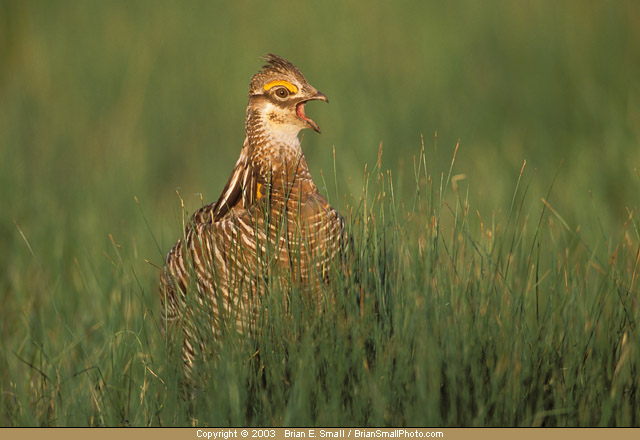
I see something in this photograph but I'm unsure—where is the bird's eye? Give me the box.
[275,87,289,98]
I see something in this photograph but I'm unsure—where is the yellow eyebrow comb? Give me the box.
[263,80,298,93]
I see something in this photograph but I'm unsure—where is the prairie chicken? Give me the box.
[160,54,345,372]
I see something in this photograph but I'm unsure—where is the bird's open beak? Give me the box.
[296,91,328,133]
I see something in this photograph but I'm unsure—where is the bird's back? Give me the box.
[160,166,344,367]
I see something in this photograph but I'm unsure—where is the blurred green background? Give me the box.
[2,0,639,251]
[1,0,639,423]
[2,0,639,233]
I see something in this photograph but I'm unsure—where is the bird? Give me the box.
[160,54,346,373]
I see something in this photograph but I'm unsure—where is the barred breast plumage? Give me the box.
[160,54,345,372]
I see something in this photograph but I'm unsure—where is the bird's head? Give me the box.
[248,54,328,138]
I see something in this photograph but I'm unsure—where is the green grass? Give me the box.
[1,0,640,427]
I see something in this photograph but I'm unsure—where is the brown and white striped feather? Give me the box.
[160,153,344,369]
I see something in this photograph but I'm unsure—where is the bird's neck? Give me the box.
[245,108,313,188]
